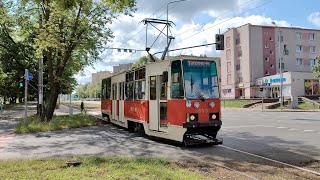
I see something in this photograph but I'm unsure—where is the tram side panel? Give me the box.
[101,99,112,116]
[124,100,149,123]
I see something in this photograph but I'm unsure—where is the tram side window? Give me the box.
[171,60,184,99]
[135,68,146,100]
[150,76,156,100]
[126,72,134,100]
[102,78,111,99]
[160,75,167,100]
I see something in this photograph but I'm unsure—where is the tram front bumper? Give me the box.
[183,120,222,128]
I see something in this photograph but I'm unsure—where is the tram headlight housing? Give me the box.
[194,102,200,108]
[209,113,218,121]
[187,113,198,122]
[209,102,215,108]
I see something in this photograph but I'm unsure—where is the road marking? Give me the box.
[276,127,287,129]
[303,130,316,132]
[223,125,262,129]
[288,128,299,131]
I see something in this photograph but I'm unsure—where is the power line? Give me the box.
[176,0,257,37]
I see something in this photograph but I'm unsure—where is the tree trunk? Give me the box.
[44,82,60,121]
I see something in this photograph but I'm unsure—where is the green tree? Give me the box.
[0,0,136,121]
[133,55,160,67]
[313,56,320,78]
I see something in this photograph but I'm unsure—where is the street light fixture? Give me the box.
[272,21,283,109]
[167,0,187,56]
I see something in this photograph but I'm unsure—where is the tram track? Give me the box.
[216,144,320,179]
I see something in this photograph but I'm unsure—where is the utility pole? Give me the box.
[24,69,28,123]
[38,57,44,117]
[272,22,283,109]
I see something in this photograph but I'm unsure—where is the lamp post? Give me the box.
[272,22,283,109]
[167,0,187,56]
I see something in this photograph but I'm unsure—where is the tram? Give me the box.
[101,56,222,146]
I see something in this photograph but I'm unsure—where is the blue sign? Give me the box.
[265,77,286,84]
[28,72,33,81]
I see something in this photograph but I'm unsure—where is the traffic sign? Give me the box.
[28,72,33,81]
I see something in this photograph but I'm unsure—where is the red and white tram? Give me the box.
[101,57,222,146]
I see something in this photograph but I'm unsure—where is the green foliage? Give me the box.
[0,0,136,119]
[0,157,205,180]
[15,114,97,134]
[133,55,160,67]
[313,56,320,78]
[76,82,101,98]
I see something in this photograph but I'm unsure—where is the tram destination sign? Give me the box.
[187,60,210,67]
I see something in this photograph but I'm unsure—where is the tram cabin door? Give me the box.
[148,74,168,132]
[112,83,119,121]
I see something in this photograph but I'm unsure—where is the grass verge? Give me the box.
[0,157,205,180]
[221,100,257,108]
[15,114,97,134]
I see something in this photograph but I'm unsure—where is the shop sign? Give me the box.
[265,77,286,84]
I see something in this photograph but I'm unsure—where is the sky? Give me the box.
[75,0,320,84]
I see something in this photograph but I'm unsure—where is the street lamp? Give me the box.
[167,0,187,56]
[272,21,283,109]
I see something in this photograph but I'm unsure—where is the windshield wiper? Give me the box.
[196,91,205,101]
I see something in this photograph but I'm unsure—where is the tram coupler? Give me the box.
[183,133,223,147]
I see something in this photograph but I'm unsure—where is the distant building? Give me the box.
[221,23,320,99]
[92,71,113,83]
[113,63,133,74]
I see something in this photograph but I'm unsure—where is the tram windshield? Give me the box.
[182,60,219,100]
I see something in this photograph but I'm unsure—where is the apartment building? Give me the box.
[221,23,320,99]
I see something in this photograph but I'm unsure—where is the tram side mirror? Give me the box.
[162,71,168,83]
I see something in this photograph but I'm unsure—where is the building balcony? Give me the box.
[295,65,313,72]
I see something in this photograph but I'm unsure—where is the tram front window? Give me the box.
[183,60,219,100]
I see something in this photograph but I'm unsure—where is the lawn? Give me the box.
[221,100,257,108]
[0,157,205,180]
[15,114,98,134]
[276,102,320,110]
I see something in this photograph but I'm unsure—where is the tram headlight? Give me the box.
[209,102,215,108]
[187,113,198,122]
[194,102,200,108]
[209,113,218,121]
[190,115,196,121]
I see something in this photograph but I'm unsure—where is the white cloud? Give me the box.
[308,12,320,26]
[75,0,290,85]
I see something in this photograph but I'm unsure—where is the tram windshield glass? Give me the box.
[183,60,219,100]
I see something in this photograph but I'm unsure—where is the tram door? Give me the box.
[119,82,125,122]
[112,83,119,121]
[149,75,168,132]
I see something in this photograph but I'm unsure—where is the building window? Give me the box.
[310,33,315,40]
[235,38,240,45]
[264,44,269,48]
[279,62,285,69]
[269,37,273,41]
[270,50,273,55]
[296,32,302,40]
[310,46,316,53]
[296,58,303,65]
[270,64,274,68]
[296,45,302,53]
[265,57,269,62]
[227,62,232,73]
[309,59,316,66]
[265,71,269,75]
[227,74,232,85]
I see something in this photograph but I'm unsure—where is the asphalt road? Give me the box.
[1,106,319,166]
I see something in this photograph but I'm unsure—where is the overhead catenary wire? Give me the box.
[174,0,272,45]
